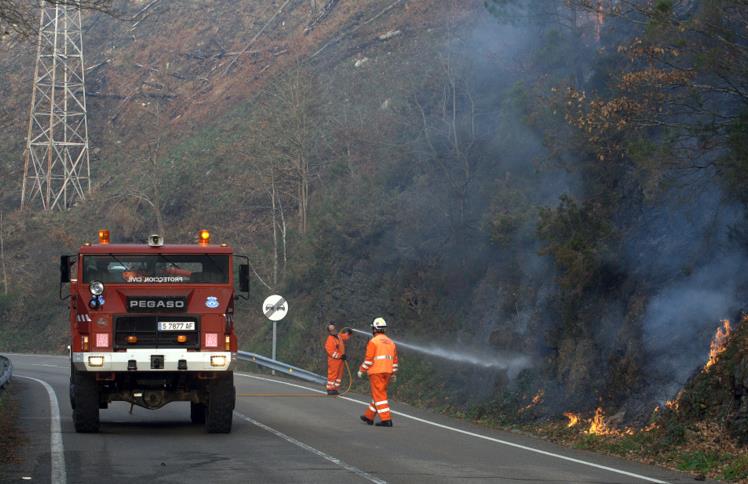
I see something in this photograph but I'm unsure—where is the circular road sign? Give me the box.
[262,294,288,321]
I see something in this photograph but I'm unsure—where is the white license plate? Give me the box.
[158,321,195,331]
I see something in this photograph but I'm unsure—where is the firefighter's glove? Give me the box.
[357,370,363,378]
[341,354,347,361]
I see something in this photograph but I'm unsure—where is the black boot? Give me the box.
[360,415,374,425]
[375,420,393,427]
[327,390,339,395]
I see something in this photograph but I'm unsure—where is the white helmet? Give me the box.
[372,317,387,331]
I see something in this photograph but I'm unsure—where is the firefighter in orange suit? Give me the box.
[324,322,351,395]
[358,317,398,427]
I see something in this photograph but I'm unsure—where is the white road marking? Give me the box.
[234,410,386,484]
[31,363,62,368]
[3,353,68,359]
[235,373,669,484]
[15,375,67,484]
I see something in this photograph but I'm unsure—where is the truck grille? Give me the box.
[114,316,200,349]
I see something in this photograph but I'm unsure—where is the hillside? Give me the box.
[0,0,747,478]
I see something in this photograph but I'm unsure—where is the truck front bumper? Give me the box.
[72,349,236,372]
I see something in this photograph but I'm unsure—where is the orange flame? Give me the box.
[642,421,658,432]
[519,390,544,413]
[704,319,732,371]
[564,407,641,435]
[564,412,580,428]
[587,407,610,435]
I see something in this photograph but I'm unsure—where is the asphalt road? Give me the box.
[1,353,709,484]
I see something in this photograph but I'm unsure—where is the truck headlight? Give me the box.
[89,281,104,296]
[210,355,227,367]
[88,356,104,367]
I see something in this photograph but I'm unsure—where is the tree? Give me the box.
[255,63,322,235]
[0,212,7,296]
[0,1,112,37]
[410,48,493,231]
[485,0,604,87]
[563,1,748,191]
[105,104,167,238]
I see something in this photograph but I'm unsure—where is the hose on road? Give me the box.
[238,361,355,398]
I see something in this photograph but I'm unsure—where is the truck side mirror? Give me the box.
[60,255,71,283]
[239,264,250,296]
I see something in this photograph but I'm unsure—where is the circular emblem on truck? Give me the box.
[205,296,219,309]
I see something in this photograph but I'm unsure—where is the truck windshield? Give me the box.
[83,254,229,284]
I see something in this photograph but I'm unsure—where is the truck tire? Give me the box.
[69,362,76,409]
[190,402,206,424]
[72,372,100,433]
[205,374,234,433]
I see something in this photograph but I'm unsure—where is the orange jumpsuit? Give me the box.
[360,333,398,422]
[325,333,349,391]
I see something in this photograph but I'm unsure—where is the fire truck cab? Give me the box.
[61,230,249,433]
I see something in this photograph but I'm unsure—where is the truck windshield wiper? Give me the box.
[106,253,130,272]
[202,254,227,281]
[156,254,185,273]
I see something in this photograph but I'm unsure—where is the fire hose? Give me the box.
[237,360,354,398]
[238,327,358,398]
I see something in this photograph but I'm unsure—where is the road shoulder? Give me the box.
[0,378,52,483]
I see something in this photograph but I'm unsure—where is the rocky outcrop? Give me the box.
[730,348,748,443]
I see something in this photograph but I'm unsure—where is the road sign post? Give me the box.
[262,295,288,375]
[272,321,277,362]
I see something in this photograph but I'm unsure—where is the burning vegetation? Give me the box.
[519,390,544,413]
[555,319,733,436]
[563,412,580,428]
[705,320,733,371]
[586,407,611,435]
[557,318,736,437]
[585,407,634,436]
[559,408,633,436]
[535,317,747,481]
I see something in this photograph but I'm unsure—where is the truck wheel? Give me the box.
[205,374,234,433]
[72,372,100,433]
[69,363,76,409]
[190,402,206,424]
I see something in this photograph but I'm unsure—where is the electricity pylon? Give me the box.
[21,2,91,211]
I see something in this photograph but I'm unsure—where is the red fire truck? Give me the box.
[61,230,249,433]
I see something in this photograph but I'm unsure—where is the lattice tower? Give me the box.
[21,2,91,211]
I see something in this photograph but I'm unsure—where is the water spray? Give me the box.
[348,328,532,377]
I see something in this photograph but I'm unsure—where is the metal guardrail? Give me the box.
[0,355,12,389]
[237,351,326,386]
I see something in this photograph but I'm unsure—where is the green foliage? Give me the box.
[574,433,601,450]
[650,0,674,25]
[488,183,535,247]
[722,454,748,481]
[537,195,614,294]
[659,420,687,447]
[483,0,527,24]
[600,431,656,455]
[720,111,748,205]
[677,450,729,474]
[0,292,13,314]
[654,0,673,13]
